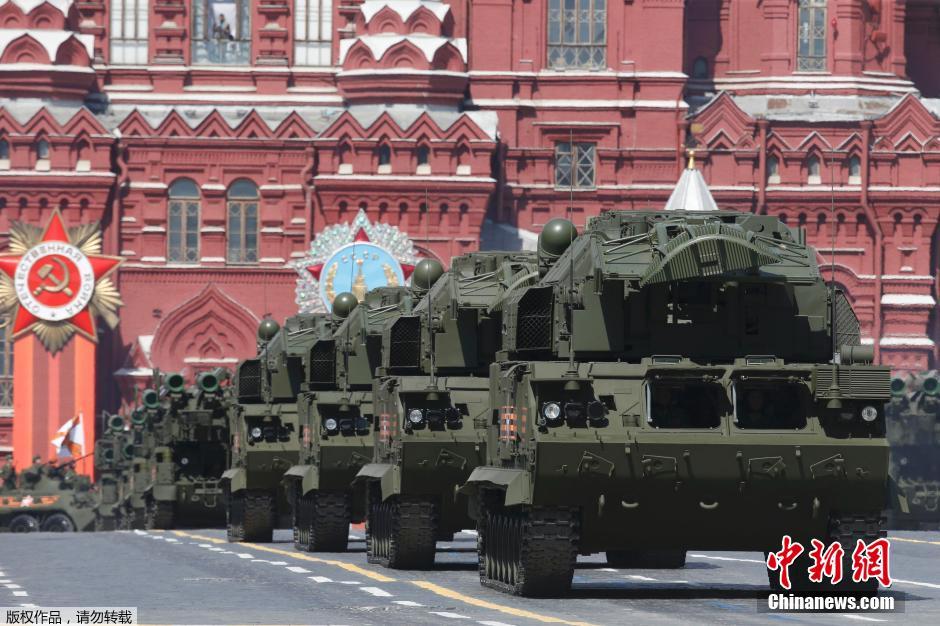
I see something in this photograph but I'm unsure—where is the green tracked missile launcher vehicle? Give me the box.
[284,290,409,552]
[92,412,134,530]
[225,316,324,542]
[887,370,940,529]
[119,396,164,529]
[144,368,232,529]
[1,458,96,532]
[462,195,892,596]
[358,254,538,569]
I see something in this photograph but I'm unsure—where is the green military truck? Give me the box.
[358,254,538,569]
[145,369,232,529]
[225,316,324,542]
[887,370,940,529]
[462,195,891,595]
[284,291,402,552]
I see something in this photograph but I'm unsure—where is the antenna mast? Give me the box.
[425,188,437,390]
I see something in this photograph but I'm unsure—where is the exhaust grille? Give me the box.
[814,367,891,400]
[516,287,553,350]
[389,317,421,368]
[237,359,262,401]
[309,340,335,385]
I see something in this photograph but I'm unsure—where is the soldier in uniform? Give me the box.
[0,457,16,490]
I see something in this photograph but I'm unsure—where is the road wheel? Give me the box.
[243,490,275,542]
[9,514,39,533]
[295,491,350,552]
[480,504,577,597]
[606,550,687,569]
[41,513,76,532]
[146,500,175,530]
[227,492,246,542]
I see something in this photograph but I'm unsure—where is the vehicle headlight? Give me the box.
[324,418,338,431]
[180,457,189,466]
[541,402,561,422]
[860,405,879,422]
[408,409,424,425]
[250,427,262,440]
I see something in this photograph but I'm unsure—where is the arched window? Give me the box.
[35,139,50,170]
[0,139,9,170]
[0,316,13,410]
[848,155,862,184]
[167,178,200,263]
[416,145,430,174]
[806,155,821,185]
[692,57,709,79]
[377,144,391,173]
[767,155,780,184]
[227,179,258,264]
[797,0,827,71]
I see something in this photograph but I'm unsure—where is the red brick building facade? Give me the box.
[1,0,939,455]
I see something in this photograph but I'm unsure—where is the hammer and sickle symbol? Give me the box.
[32,257,73,297]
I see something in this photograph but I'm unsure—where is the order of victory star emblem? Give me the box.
[292,209,421,314]
[0,210,124,353]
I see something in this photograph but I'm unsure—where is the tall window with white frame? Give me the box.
[797,0,827,71]
[227,180,259,264]
[167,179,201,263]
[555,142,596,189]
[0,317,13,414]
[192,0,251,65]
[295,0,333,66]
[547,0,606,70]
[110,0,149,64]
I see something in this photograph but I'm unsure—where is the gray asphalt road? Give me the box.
[1,528,938,625]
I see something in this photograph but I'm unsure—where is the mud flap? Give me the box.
[352,463,400,502]
[459,467,532,509]
[282,465,320,498]
[221,468,247,495]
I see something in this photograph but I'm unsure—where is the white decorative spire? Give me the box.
[663,150,720,212]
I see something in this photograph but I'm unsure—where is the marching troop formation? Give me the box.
[5,192,938,597]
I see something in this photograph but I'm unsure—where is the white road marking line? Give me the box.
[348,535,363,540]
[19,604,36,608]
[689,553,765,564]
[133,530,147,535]
[0,572,6,576]
[893,578,940,590]
[0,579,11,583]
[198,543,212,547]
[237,553,254,559]
[392,600,423,607]
[286,566,312,573]
[600,568,618,572]
[430,612,471,620]
[165,538,179,542]
[338,581,360,585]
[464,530,478,536]
[360,586,393,597]
[478,621,516,626]
[5,583,22,589]
[12,591,27,597]
[209,547,224,552]
[841,616,886,623]
[626,575,657,582]
[268,561,287,565]
[309,576,333,583]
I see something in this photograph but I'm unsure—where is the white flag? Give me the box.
[51,413,85,458]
